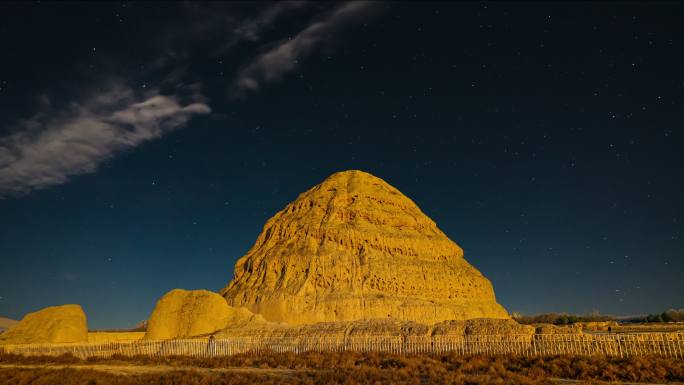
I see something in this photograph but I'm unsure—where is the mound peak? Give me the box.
[220,170,508,325]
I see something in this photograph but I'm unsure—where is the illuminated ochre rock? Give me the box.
[220,170,509,325]
[217,318,534,339]
[144,289,260,340]
[0,317,18,332]
[0,304,88,344]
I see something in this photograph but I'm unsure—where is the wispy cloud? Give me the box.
[0,87,210,198]
[233,1,376,95]
[232,1,310,43]
[0,2,379,198]
[152,1,310,71]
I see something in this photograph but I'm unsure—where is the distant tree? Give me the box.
[662,309,684,322]
[512,312,613,325]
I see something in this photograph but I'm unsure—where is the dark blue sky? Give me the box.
[0,2,682,329]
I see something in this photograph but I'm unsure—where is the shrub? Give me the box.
[1,351,683,384]
[512,312,613,325]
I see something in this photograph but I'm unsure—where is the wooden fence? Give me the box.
[2,333,683,359]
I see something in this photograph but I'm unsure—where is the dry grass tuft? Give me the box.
[1,351,682,385]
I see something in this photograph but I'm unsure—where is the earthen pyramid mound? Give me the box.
[0,317,18,332]
[0,304,87,344]
[220,170,508,325]
[145,289,262,340]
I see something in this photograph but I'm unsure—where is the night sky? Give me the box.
[0,2,682,329]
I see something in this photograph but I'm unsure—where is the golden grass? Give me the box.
[87,332,145,343]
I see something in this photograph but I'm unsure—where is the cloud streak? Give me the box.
[233,1,375,95]
[0,87,210,198]
[0,2,379,198]
[232,1,309,43]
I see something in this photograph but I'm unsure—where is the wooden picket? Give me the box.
[1,333,682,359]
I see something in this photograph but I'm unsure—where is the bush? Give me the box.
[512,313,613,325]
[643,309,684,323]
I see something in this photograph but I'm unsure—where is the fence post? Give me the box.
[6,332,683,359]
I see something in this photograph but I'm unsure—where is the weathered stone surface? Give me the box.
[0,305,87,344]
[221,170,509,325]
[144,289,262,340]
[431,318,535,336]
[575,321,619,332]
[216,318,533,339]
[533,324,583,335]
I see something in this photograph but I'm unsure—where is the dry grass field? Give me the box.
[1,351,683,385]
[86,332,145,343]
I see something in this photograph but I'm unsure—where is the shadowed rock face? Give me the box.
[0,305,87,344]
[221,170,509,325]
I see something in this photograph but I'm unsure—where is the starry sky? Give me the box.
[0,2,682,329]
